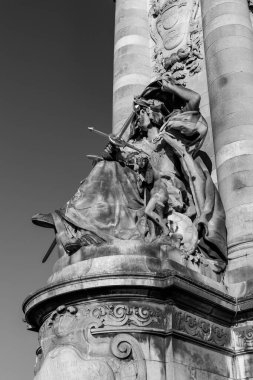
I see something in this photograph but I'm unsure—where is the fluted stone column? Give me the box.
[200,0,253,282]
[113,0,152,135]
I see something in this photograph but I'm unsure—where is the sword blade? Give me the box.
[88,127,109,139]
[42,238,57,263]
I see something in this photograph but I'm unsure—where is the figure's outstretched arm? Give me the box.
[161,79,201,112]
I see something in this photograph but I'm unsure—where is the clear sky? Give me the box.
[1,1,115,378]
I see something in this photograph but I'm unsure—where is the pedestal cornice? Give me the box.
[23,269,237,332]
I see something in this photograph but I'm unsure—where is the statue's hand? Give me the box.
[152,132,165,144]
[161,72,174,83]
[102,142,115,161]
[173,72,186,81]
[102,141,121,161]
[109,134,125,147]
[160,73,177,91]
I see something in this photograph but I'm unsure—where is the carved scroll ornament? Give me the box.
[35,303,158,379]
[34,301,234,378]
[234,325,253,350]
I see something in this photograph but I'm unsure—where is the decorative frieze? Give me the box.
[173,309,231,347]
[38,303,231,353]
[90,304,164,329]
[34,301,236,378]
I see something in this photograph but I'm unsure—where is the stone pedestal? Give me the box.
[23,245,253,379]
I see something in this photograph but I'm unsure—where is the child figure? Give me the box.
[145,173,185,239]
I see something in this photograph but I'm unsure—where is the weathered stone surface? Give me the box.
[28,296,235,379]
[166,339,234,378]
[24,281,253,380]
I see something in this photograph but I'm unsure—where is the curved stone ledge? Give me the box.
[23,263,235,332]
[50,242,226,283]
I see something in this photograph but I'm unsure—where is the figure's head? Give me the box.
[134,96,166,125]
[136,155,149,169]
[136,106,152,132]
[156,0,194,51]
[129,80,181,140]
[131,98,164,137]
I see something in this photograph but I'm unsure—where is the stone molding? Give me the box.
[23,269,234,330]
[38,302,232,353]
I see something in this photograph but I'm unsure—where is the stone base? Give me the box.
[23,247,253,379]
[49,241,225,285]
[32,301,234,380]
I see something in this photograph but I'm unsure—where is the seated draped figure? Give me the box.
[32,74,227,268]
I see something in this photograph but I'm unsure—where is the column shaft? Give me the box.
[113,0,151,135]
[200,0,253,262]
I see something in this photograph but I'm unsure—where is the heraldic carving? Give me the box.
[149,0,204,84]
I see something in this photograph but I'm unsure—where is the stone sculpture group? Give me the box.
[32,74,227,270]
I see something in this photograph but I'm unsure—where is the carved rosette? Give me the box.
[149,0,204,85]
